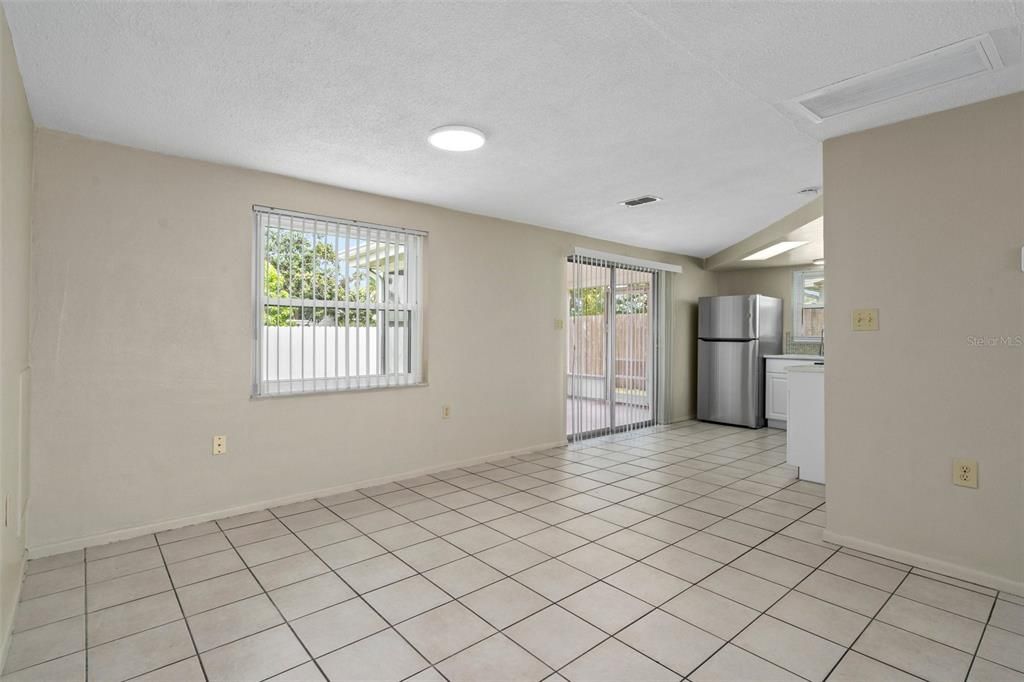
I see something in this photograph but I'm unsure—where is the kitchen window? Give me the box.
[792,269,825,342]
[252,205,425,397]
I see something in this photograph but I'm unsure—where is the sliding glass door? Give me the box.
[567,256,658,441]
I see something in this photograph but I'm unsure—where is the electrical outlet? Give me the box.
[441,405,451,420]
[212,435,227,456]
[852,308,879,331]
[554,319,564,330]
[953,459,978,488]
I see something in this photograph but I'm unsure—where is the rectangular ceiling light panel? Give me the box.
[792,34,1004,122]
[619,195,662,207]
[742,241,808,261]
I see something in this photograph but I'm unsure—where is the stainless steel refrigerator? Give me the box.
[697,295,782,428]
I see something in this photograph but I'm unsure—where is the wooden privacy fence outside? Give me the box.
[568,314,650,389]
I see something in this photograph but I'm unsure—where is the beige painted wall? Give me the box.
[28,130,715,553]
[823,93,1024,591]
[0,5,33,663]
[715,265,823,342]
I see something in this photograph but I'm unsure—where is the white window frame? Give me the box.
[792,269,825,342]
[252,205,426,398]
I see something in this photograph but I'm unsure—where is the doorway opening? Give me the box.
[567,255,659,441]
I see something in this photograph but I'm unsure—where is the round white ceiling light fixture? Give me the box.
[428,125,486,151]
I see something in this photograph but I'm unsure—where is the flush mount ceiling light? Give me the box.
[427,125,486,151]
[742,241,808,261]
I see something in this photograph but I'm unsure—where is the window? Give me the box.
[792,269,825,341]
[253,206,425,397]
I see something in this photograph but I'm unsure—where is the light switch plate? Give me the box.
[852,308,879,331]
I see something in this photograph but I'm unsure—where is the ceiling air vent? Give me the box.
[790,34,1004,123]
[619,195,662,207]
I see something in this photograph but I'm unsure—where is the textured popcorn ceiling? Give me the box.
[5,1,1022,256]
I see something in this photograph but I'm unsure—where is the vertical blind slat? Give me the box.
[333,221,340,387]
[387,229,396,386]
[402,230,411,387]
[344,223,351,385]
[354,225,364,386]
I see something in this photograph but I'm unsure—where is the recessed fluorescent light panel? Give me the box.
[619,195,662,207]
[790,34,1004,122]
[428,125,486,151]
[742,241,808,261]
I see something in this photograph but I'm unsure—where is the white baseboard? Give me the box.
[0,553,26,674]
[822,528,1024,596]
[28,439,568,559]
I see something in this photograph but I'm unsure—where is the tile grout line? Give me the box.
[821,570,921,681]
[213,517,335,682]
[154,536,211,682]
[962,591,1000,681]
[83,546,89,682]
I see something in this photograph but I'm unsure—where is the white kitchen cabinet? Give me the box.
[787,365,825,483]
[766,373,790,423]
[764,356,822,429]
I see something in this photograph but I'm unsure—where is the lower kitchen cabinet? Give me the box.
[764,357,822,429]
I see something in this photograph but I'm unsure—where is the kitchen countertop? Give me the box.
[764,354,824,361]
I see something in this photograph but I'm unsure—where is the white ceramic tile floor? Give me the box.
[5,420,1022,681]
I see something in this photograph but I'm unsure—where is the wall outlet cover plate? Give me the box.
[953,458,978,488]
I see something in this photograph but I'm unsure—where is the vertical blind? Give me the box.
[567,255,658,440]
[252,205,425,397]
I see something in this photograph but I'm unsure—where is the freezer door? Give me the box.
[698,295,758,340]
[697,339,763,428]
